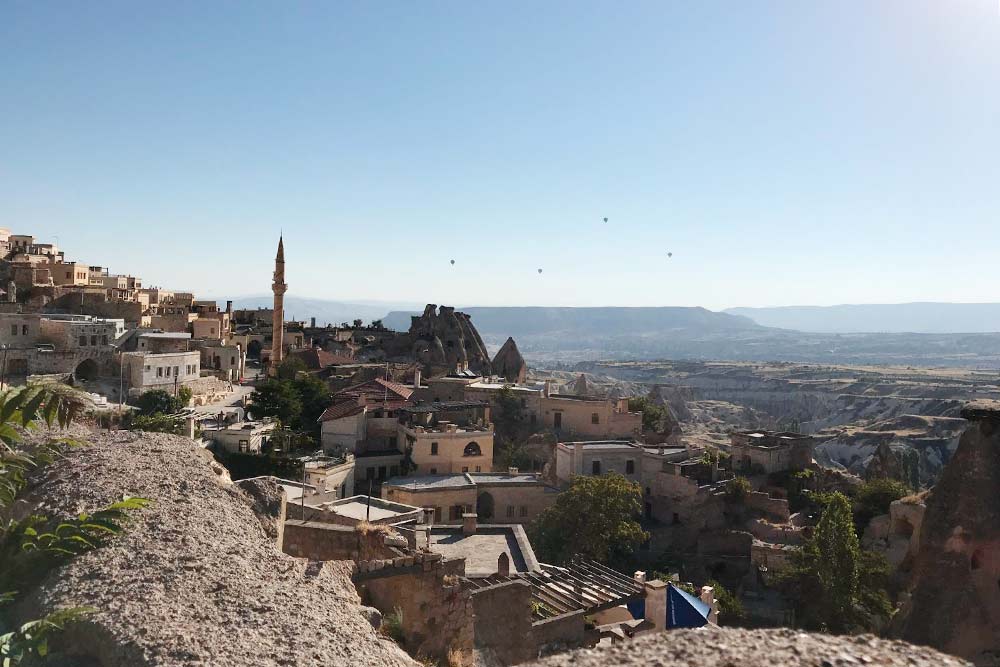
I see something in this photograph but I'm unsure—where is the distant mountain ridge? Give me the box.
[382,306,762,336]
[229,296,422,326]
[724,302,1000,334]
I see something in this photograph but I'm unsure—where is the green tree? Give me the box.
[707,580,745,626]
[778,491,891,633]
[529,473,648,567]
[492,385,535,468]
[292,374,332,430]
[177,385,193,407]
[248,379,302,426]
[725,476,752,502]
[627,397,666,432]
[275,357,308,380]
[135,389,183,416]
[854,478,910,533]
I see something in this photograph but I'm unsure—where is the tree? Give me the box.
[707,580,745,626]
[292,373,332,430]
[725,476,752,502]
[275,357,307,381]
[778,491,891,633]
[529,473,648,567]
[177,386,193,407]
[854,478,909,533]
[248,379,302,426]
[135,389,182,416]
[627,397,666,432]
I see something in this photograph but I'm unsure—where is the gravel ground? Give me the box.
[13,428,414,667]
[528,626,971,667]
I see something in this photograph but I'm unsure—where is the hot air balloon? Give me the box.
[450,259,455,265]
[537,268,543,274]
[603,217,608,223]
[667,252,673,258]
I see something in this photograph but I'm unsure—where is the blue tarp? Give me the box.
[667,584,711,628]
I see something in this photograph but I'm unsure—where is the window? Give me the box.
[592,460,601,475]
[21,325,28,336]
[429,467,437,474]
[10,325,16,336]
[591,412,600,424]
[475,466,481,472]
[430,441,438,455]
[626,460,635,474]
[462,467,469,473]
[520,506,528,518]
[507,505,515,518]
[144,365,150,372]
[378,466,387,479]
[463,442,482,457]
[79,336,87,346]
[173,366,179,377]
[90,336,97,346]
[449,505,463,521]
[390,465,399,477]
[102,335,108,345]
[238,439,249,452]
[366,467,375,480]
[157,367,163,377]
[434,507,442,523]
[165,367,171,377]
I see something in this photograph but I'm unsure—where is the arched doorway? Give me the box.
[477,492,495,521]
[464,442,482,457]
[247,340,262,359]
[74,358,99,382]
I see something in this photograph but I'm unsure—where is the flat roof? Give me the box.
[328,495,421,522]
[385,474,476,490]
[139,332,192,339]
[561,440,638,450]
[428,525,538,577]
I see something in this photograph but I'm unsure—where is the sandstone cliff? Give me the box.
[894,401,1000,664]
[388,304,492,375]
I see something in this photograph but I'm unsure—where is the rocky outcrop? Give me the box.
[389,304,492,375]
[894,401,1000,664]
[492,337,527,383]
[528,627,969,667]
[14,429,413,667]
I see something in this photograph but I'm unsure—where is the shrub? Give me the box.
[725,476,752,502]
[135,389,183,417]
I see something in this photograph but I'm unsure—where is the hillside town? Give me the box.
[0,229,996,667]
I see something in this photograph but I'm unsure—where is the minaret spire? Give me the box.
[269,236,287,376]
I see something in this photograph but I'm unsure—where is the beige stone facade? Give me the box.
[541,394,642,439]
[404,422,494,475]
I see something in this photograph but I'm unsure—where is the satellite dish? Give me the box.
[450,259,455,265]
[537,268,543,274]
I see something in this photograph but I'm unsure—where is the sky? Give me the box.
[2,1,999,311]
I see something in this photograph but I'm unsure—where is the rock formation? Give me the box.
[15,429,413,667]
[865,440,921,489]
[894,400,1000,664]
[388,304,492,376]
[573,373,590,396]
[492,337,527,383]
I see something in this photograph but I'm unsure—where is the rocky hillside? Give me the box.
[13,429,413,667]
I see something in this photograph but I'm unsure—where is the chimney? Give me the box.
[226,300,233,315]
[497,552,510,577]
[543,380,552,398]
[462,512,478,535]
[644,580,668,632]
[413,368,422,390]
[634,570,647,585]
[700,586,719,625]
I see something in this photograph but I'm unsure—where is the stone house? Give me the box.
[382,471,559,524]
[123,349,202,397]
[729,430,814,474]
[209,420,277,454]
[318,378,415,453]
[399,401,494,475]
[540,391,642,439]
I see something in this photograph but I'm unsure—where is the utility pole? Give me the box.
[0,344,8,390]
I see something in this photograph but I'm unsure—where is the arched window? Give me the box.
[464,442,482,457]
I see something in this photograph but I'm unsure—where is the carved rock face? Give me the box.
[895,401,1000,663]
[492,337,527,383]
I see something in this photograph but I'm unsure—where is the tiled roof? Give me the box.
[335,378,413,402]
[318,399,365,422]
[293,348,355,370]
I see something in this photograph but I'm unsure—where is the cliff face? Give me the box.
[894,401,1000,664]
[14,429,413,667]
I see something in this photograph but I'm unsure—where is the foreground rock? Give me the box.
[14,429,412,667]
[894,400,1000,664]
[529,627,970,667]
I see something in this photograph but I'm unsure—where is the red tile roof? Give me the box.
[318,399,366,422]
[318,379,414,422]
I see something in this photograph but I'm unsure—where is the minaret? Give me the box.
[269,236,287,376]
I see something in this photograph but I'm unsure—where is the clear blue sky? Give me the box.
[2,1,998,310]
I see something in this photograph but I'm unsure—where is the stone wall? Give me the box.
[530,611,587,658]
[356,552,475,665]
[471,580,534,665]
[283,519,362,560]
[743,491,791,522]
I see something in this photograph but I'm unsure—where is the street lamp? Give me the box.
[1,344,8,390]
